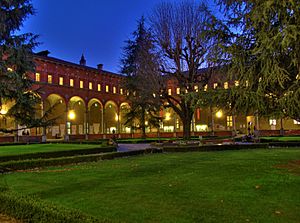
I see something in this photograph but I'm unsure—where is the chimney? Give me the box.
[79,54,86,66]
[97,64,103,70]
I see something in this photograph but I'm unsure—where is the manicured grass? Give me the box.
[2,148,300,222]
[261,136,300,141]
[0,144,102,157]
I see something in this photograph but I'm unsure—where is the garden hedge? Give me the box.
[0,188,106,223]
[0,148,162,173]
[0,146,116,163]
[162,143,269,152]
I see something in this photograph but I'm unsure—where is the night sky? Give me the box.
[21,0,218,73]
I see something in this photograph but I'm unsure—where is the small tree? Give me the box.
[120,17,161,138]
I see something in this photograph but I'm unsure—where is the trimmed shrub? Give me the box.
[0,146,116,163]
[163,143,269,152]
[0,189,106,223]
[0,148,163,173]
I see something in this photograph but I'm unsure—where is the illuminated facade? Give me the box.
[0,54,299,142]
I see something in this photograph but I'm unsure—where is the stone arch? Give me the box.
[119,102,131,133]
[87,98,103,134]
[43,94,67,138]
[68,96,86,135]
[104,100,118,134]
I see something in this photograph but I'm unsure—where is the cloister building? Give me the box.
[0,53,299,142]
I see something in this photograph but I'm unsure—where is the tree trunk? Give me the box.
[182,114,192,140]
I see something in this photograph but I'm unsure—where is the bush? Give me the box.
[0,148,163,173]
[0,189,105,223]
[0,146,116,163]
[163,143,269,152]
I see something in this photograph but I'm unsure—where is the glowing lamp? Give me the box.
[68,110,76,120]
[216,111,223,118]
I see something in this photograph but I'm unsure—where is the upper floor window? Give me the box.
[235,80,239,87]
[89,82,93,90]
[269,119,276,126]
[113,86,116,94]
[59,77,64,86]
[176,88,180,95]
[120,88,123,95]
[47,75,52,84]
[224,82,228,89]
[70,79,74,87]
[106,85,109,93]
[35,73,40,82]
[204,84,208,91]
[194,85,199,92]
[97,84,101,91]
[227,116,233,127]
[213,83,218,89]
[168,88,172,95]
[80,80,84,89]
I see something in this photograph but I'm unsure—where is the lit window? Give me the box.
[80,80,84,89]
[245,80,249,87]
[89,82,93,90]
[35,73,40,82]
[106,85,109,92]
[120,88,123,95]
[293,120,300,125]
[7,67,13,72]
[235,80,239,86]
[227,116,233,127]
[194,85,199,92]
[59,77,64,85]
[213,83,218,89]
[269,119,276,126]
[47,75,52,84]
[204,85,208,91]
[113,86,116,94]
[168,88,172,95]
[176,88,180,95]
[70,79,74,87]
[224,82,228,89]
[97,84,101,91]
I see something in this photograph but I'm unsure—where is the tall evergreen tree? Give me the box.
[217,0,300,123]
[120,17,161,138]
[0,0,50,134]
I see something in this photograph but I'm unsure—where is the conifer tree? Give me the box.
[120,17,161,138]
[0,0,50,134]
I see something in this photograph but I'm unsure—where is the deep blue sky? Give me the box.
[21,0,218,73]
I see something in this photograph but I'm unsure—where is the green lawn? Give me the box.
[0,144,101,157]
[1,148,300,223]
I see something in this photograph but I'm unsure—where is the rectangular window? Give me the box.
[245,80,249,87]
[168,88,172,95]
[176,88,180,95]
[194,85,199,92]
[204,84,208,91]
[106,85,109,92]
[35,73,40,82]
[120,88,123,95]
[235,80,239,86]
[213,83,218,89]
[269,119,276,126]
[89,82,93,90]
[293,120,300,125]
[59,77,64,85]
[70,79,74,87]
[113,86,116,94]
[224,82,228,89]
[47,75,52,84]
[97,84,101,91]
[227,116,233,127]
[80,80,84,89]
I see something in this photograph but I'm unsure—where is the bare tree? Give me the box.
[150,1,226,139]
